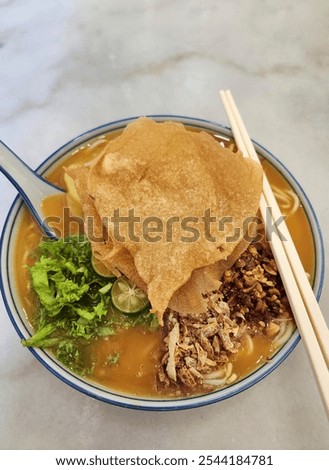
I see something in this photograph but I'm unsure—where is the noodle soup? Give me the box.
[14,122,314,398]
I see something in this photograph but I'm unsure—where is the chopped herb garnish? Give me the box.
[105,352,120,366]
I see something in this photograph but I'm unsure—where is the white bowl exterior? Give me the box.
[0,116,325,411]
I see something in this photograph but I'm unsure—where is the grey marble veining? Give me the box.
[0,0,328,450]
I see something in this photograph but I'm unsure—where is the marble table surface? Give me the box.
[0,0,328,450]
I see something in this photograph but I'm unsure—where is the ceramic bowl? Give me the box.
[0,116,325,410]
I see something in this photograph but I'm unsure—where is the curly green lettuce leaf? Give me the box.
[22,235,158,376]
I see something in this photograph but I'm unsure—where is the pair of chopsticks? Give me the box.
[219,90,329,418]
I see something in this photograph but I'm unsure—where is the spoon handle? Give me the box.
[0,141,63,238]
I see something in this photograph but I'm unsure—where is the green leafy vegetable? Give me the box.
[22,235,158,376]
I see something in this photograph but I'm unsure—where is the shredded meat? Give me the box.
[157,226,293,393]
[158,296,244,392]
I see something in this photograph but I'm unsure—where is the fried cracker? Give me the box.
[86,118,262,321]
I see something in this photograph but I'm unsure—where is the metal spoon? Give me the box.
[0,141,64,238]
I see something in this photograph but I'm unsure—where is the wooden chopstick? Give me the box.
[219,90,329,418]
[224,90,329,367]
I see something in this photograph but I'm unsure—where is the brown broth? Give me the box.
[231,334,277,379]
[14,128,315,397]
[88,328,162,396]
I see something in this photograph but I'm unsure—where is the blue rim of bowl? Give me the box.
[0,115,325,411]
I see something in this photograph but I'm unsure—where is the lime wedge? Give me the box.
[111,277,149,314]
[92,256,116,279]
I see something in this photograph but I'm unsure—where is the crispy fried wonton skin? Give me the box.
[66,118,262,322]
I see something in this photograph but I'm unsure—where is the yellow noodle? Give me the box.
[274,321,295,347]
[272,185,300,216]
[243,333,254,355]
